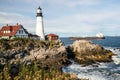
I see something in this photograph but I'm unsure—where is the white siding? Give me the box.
[15,27,28,38]
[1,36,10,39]
[36,16,45,40]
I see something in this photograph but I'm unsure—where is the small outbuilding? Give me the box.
[46,33,59,41]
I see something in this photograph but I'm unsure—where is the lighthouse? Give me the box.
[36,6,45,40]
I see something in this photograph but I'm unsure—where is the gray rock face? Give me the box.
[0,39,70,70]
[23,45,67,61]
[0,39,114,68]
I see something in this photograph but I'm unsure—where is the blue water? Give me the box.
[61,36,120,80]
[61,36,120,47]
[92,36,120,48]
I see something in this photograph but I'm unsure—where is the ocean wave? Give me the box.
[63,47,120,80]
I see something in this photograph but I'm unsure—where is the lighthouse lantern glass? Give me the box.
[37,9,41,13]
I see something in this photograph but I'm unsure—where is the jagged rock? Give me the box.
[68,40,114,66]
[0,38,114,69]
[23,45,70,69]
[0,58,6,64]
[0,39,70,70]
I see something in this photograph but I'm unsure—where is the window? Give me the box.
[22,30,23,34]
[19,30,23,34]
[8,31,10,33]
[19,30,21,34]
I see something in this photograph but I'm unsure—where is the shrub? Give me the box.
[3,42,11,50]
[49,41,56,49]
[0,62,78,80]
[12,38,30,43]
[0,39,8,43]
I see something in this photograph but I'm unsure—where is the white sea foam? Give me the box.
[63,47,120,80]
[112,49,120,64]
[63,63,111,80]
[77,72,108,80]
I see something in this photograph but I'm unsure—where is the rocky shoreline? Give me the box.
[67,40,114,66]
[0,38,114,79]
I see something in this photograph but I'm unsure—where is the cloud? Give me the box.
[0,0,120,36]
[44,6,120,36]
[20,0,101,8]
[0,12,36,33]
[53,0,100,6]
[67,0,101,7]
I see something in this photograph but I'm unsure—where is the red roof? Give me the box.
[0,25,22,36]
[47,33,58,37]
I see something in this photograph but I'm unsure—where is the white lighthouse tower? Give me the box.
[36,6,45,40]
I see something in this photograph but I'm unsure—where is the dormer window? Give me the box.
[3,30,11,33]
[7,31,10,33]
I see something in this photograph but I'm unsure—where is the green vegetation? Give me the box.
[0,38,78,80]
[0,39,8,43]
[0,38,59,51]
[0,38,45,51]
[0,62,77,80]
[49,41,56,49]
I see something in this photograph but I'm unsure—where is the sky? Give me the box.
[0,0,120,37]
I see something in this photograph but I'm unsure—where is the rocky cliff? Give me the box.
[0,38,115,79]
[0,38,114,68]
[67,40,114,66]
[0,38,70,70]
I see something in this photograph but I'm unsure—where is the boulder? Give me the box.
[23,45,70,70]
[67,40,114,66]
[21,40,70,70]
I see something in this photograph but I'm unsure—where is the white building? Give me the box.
[36,6,45,40]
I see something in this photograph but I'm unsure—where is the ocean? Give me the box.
[61,36,120,80]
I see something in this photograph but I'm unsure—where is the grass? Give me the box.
[0,61,77,80]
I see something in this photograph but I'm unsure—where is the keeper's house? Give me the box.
[0,24,38,39]
[46,33,59,41]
